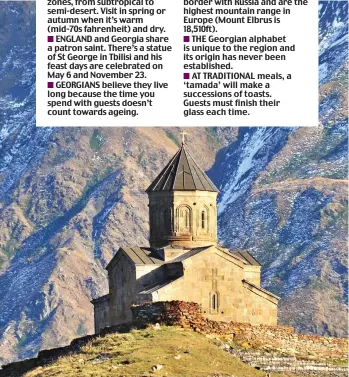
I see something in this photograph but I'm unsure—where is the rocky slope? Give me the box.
[0,0,347,367]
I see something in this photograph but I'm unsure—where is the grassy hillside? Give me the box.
[21,327,292,377]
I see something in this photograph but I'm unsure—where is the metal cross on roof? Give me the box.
[180,130,187,145]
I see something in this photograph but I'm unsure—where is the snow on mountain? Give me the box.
[208,0,348,337]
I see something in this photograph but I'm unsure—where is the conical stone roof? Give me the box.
[146,145,218,192]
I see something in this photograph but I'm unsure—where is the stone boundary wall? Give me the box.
[131,301,348,360]
[227,349,348,376]
[1,301,347,377]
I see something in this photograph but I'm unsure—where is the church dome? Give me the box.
[146,145,218,193]
[146,142,218,248]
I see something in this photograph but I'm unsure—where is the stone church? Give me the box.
[92,142,279,333]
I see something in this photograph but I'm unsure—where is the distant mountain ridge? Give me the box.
[0,0,347,366]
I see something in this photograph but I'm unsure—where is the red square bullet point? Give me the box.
[48,82,54,88]
[48,36,54,42]
[184,73,190,80]
[184,36,190,42]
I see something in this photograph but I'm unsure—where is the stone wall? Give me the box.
[227,348,348,376]
[148,190,218,248]
[107,251,137,325]
[91,294,110,334]
[131,301,348,360]
[143,249,277,325]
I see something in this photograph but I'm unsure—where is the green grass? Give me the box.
[24,195,32,216]
[23,327,292,377]
[49,149,70,166]
[328,358,349,366]
[15,332,29,352]
[137,151,144,164]
[2,229,19,258]
[89,129,105,151]
[320,198,348,233]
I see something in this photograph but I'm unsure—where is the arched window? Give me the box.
[201,207,209,232]
[210,291,219,313]
[177,206,191,233]
[212,293,217,310]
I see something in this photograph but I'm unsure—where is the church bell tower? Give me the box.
[146,134,219,249]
